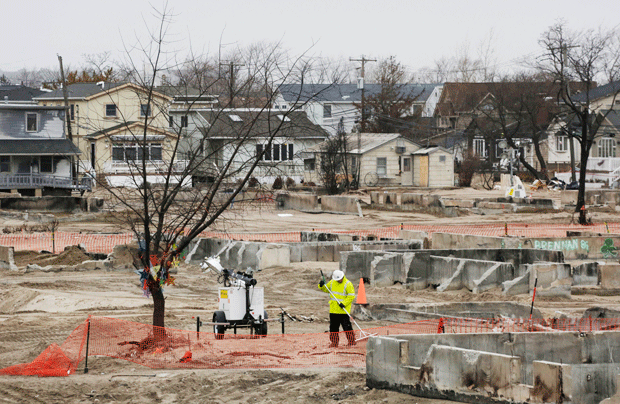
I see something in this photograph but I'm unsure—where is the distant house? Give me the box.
[304,133,422,187]
[0,104,83,196]
[34,82,181,187]
[195,109,329,185]
[0,85,45,104]
[274,83,442,136]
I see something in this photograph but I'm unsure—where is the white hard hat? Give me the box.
[332,270,345,281]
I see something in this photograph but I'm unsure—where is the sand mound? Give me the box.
[13,246,92,268]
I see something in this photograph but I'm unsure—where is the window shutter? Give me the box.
[256,144,263,159]
[288,144,294,160]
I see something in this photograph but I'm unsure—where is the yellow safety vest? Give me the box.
[319,277,355,314]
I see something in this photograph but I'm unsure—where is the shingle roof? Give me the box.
[0,85,45,101]
[0,139,80,155]
[277,83,439,104]
[600,109,620,132]
[571,81,620,103]
[197,109,329,140]
[34,82,128,100]
[309,133,419,155]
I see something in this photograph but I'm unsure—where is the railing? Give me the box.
[0,174,92,191]
[103,160,190,174]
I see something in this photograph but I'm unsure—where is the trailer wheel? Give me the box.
[255,310,268,337]
[213,311,226,340]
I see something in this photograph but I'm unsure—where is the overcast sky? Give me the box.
[2,0,619,78]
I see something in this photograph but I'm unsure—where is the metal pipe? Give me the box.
[84,319,91,374]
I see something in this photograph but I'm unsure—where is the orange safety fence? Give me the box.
[3,223,620,254]
[3,316,620,377]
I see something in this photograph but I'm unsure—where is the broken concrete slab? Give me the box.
[320,195,363,216]
[275,193,320,212]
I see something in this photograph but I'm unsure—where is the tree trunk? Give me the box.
[576,121,590,225]
[150,283,166,340]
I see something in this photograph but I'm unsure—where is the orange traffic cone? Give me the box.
[355,278,368,305]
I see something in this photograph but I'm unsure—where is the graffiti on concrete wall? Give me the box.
[601,238,619,258]
[533,239,589,252]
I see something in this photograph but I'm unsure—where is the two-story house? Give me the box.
[274,83,442,136]
[195,109,329,185]
[0,104,83,196]
[34,82,182,187]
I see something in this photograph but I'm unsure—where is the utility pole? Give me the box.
[220,60,244,108]
[58,55,77,181]
[349,55,376,187]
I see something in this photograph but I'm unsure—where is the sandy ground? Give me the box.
[0,186,619,403]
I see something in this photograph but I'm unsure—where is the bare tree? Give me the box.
[537,22,620,224]
[91,6,327,333]
[357,56,424,135]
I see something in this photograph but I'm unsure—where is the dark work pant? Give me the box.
[329,313,355,346]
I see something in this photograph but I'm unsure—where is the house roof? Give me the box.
[0,139,80,155]
[197,109,329,139]
[277,83,439,104]
[599,109,620,133]
[309,133,420,155]
[86,121,174,140]
[571,81,620,104]
[34,82,128,100]
[412,146,452,155]
[0,85,45,101]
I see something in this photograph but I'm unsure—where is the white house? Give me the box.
[304,133,422,187]
[274,83,443,136]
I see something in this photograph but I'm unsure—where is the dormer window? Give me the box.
[26,113,38,132]
[229,114,242,122]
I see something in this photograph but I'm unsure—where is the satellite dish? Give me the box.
[498,140,508,149]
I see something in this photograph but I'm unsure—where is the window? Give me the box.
[112,143,163,162]
[376,157,387,177]
[26,113,37,132]
[0,156,10,173]
[40,156,53,173]
[277,114,291,122]
[105,104,117,117]
[169,116,174,128]
[439,155,446,163]
[70,104,75,121]
[304,158,315,171]
[473,138,486,157]
[402,157,411,172]
[257,143,294,161]
[556,135,569,152]
[323,105,332,118]
[181,115,188,128]
[140,104,151,117]
[598,137,616,158]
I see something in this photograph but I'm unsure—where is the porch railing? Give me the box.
[0,174,92,191]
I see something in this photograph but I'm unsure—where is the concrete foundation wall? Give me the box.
[0,196,103,212]
[320,195,362,216]
[341,248,563,292]
[275,193,320,212]
[189,238,423,270]
[352,302,543,323]
[366,331,620,403]
[432,232,620,260]
[561,190,620,207]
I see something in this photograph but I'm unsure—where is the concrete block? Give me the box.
[502,271,531,296]
[370,191,381,204]
[600,263,620,289]
[371,253,402,287]
[442,198,474,208]
[320,195,362,216]
[275,193,320,212]
[317,244,335,262]
[0,245,17,271]
[258,244,290,269]
[573,262,600,286]
[401,193,422,205]
[424,345,522,397]
[384,192,399,205]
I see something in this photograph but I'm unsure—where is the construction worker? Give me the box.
[319,269,356,347]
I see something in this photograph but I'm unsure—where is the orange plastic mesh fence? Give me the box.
[3,316,620,377]
[3,223,619,253]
